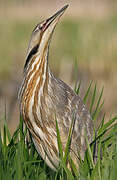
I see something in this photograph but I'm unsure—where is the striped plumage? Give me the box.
[19,5,94,170]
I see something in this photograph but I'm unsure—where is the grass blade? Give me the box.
[90,83,97,113]
[3,123,7,146]
[63,111,76,165]
[92,87,104,120]
[75,80,81,95]
[55,118,63,160]
[98,116,117,136]
[93,101,104,121]
[83,81,93,104]
[85,131,95,169]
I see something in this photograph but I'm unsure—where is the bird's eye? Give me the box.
[39,24,43,30]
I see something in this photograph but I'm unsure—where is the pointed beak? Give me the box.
[42,4,69,32]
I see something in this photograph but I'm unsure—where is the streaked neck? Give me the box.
[19,45,49,106]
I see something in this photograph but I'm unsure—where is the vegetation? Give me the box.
[0,82,117,180]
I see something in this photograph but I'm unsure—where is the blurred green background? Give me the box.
[0,0,117,133]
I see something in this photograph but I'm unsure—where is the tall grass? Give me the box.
[0,82,117,180]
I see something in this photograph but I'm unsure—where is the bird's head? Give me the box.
[24,4,69,70]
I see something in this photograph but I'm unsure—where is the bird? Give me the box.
[18,4,94,171]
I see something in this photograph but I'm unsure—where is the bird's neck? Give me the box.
[19,46,50,107]
[27,45,49,91]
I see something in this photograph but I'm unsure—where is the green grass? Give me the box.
[0,82,117,180]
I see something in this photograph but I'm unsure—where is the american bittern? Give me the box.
[19,5,93,170]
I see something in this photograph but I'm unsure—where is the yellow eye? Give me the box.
[39,24,43,30]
